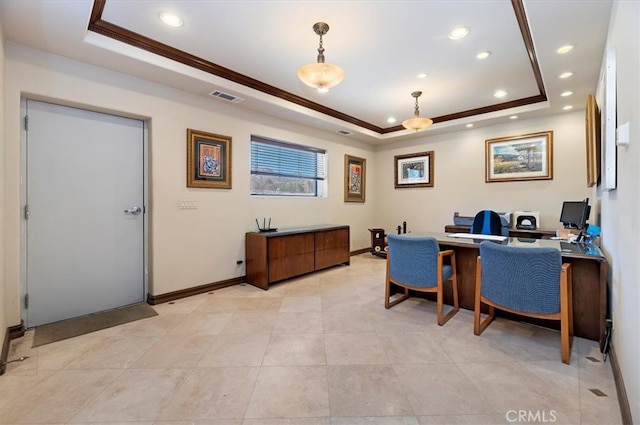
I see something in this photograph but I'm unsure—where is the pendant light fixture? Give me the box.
[402,91,433,131]
[297,22,345,93]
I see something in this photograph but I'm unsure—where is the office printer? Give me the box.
[512,211,540,230]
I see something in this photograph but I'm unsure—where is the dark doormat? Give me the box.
[32,303,158,348]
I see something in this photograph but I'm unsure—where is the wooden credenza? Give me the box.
[245,225,350,289]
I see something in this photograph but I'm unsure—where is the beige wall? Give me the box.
[599,1,639,421]
[2,43,377,326]
[0,19,7,342]
[373,112,591,233]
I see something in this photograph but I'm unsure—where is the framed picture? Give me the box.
[394,151,434,188]
[585,94,601,187]
[186,129,232,189]
[485,131,553,183]
[344,154,366,202]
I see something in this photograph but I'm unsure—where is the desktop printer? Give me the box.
[512,211,540,230]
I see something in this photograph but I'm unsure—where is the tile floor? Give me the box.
[0,254,622,424]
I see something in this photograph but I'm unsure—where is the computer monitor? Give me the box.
[559,198,591,230]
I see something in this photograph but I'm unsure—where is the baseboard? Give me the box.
[1,322,25,376]
[610,345,633,424]
[147,276,245,305]
[351,248,371,256]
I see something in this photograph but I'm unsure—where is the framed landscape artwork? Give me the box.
[394,151,434,188]
[485,131,553,183]
[186,129,232,189]
[344,154,366,202]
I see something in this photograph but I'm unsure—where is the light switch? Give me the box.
[617,122,629,147]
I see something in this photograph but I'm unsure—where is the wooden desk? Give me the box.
[400,233,607,351]
[445,224,557,239]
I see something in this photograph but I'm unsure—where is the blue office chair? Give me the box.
[474,241,573,364]
[385,234,459,325]
[471,210,508,236]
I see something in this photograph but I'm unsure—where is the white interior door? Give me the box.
[25,100,145,328]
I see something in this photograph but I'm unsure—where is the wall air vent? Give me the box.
[337,130,352,135]
[209,90,244,103]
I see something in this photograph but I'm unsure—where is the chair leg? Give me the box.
[560,265,573,364]
[385,282,410,309]
[438,276,459,326]
[474,304,495,335]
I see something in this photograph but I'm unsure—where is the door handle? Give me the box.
[124,206,142,215]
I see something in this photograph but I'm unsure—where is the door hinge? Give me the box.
[24,293,29,310]
[24,115,28,131]
[24,204,29,220]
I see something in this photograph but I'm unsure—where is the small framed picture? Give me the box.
[485,131,553,183]
[186,129,232,189]
[394,151,434,188]
[344,154,366,202]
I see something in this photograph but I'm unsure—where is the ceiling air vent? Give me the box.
[337,130,352,136]
[209,90,244,103]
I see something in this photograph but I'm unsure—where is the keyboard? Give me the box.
[447,233,507,241]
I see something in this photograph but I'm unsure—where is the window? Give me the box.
[250,135,327,197]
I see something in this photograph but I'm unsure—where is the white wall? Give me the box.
[2,43,377,325]
[373,112,591,233]
[599,1,640,421]
[0,18,7,342]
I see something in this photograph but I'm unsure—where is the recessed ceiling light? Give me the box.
[510,115,518,120]
[494,90,508,98]
[476,51,491,59]
[557,45,575,54]
[559,72,574,79]
[160,12,183,27]
[563,105,574,110]
[466,123,474,128]
[417,73,428,79]
[387,117,397,124]
[448,27,469,40]
[561,91,574,97]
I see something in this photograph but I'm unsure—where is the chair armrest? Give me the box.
[439,249,455,258]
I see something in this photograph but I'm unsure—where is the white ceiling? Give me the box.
[0,0,612,144]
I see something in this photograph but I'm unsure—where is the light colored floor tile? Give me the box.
[244,366,330,419]
[394,363,496,416]
[158,367,259,420]
[197,334,270,367]
[332,417,419,425]
[69,368,190,422]
[324,333,389,365]
[327,365,413,417]
[280,296,322,312]
[243,419,329,425]
[219,312,278,334]
[273,312,324,334]
[65,335,161,369]
[263,333,326,366]
[167,312,233,335]
[456,361,580,413]
[131,334,214,368]
[196,297,283,314]
[322,311,374,333]
[0,369,122,423]
[379,332,452,364]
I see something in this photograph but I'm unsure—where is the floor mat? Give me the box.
[32,303,158,347]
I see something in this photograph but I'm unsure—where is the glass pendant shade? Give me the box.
[297,63,345,90]
[402,91,432,131]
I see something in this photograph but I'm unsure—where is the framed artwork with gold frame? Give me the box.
[186,129,232,189]
[585,94,601,187]
[485,131,553,183]
[344,154,366,202]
